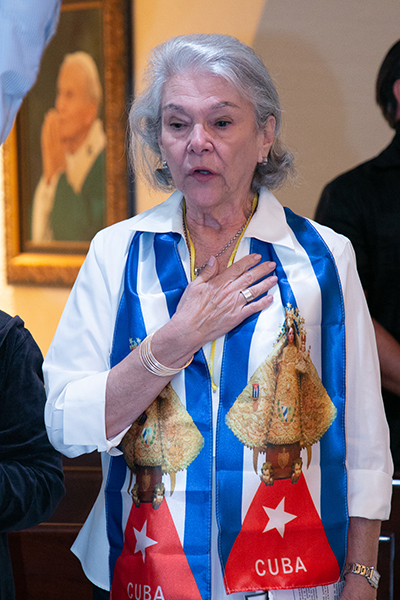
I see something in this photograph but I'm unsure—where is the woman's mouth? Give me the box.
[189,168,217,181]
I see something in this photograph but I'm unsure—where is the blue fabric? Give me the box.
[0,0,61,144]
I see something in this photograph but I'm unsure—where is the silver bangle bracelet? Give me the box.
[138,332,194,377]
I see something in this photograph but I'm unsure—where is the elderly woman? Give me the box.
[44,34,392,600]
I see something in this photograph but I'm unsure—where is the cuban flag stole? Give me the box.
[106,208,348,599]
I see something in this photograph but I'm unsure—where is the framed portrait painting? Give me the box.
[3,0,132,285]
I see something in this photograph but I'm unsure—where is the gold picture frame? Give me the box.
[3,0,131,285]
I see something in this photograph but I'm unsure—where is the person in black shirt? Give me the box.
[315,40,400,470]
[0,311,64,599]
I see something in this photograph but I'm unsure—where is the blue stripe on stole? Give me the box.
[283,208,347,569]
[106,231,213,598]
[218,212,347,574]
[217,310,259,569]
[153,233,213,599]
[107,232,146,584]
[106,454,128,585]
[217,238,286,571]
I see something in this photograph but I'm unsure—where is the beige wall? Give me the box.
[1,0,399,354]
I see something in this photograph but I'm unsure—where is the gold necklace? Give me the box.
[182,200,256,277]
[182,195,258,391]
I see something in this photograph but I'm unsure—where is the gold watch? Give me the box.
[343,562,380,589]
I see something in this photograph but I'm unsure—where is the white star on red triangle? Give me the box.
[263,497,297,538]
[134,520,158,562]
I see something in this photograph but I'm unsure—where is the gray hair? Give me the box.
[60,51,102,108]
[128,33,294,191]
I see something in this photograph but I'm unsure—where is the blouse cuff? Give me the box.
[347,468,393,521]
[63,371,111,452]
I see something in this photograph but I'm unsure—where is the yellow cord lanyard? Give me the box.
[183,195,259,391]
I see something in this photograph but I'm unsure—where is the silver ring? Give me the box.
[240,288,254,303]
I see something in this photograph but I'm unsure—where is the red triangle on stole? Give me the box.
[111,500,203,600]
[224,475,341,593]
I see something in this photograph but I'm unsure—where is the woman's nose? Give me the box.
[187,123,213,153]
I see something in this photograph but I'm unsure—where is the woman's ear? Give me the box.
[258,116,276,163]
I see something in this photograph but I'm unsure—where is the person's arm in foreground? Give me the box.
[0,0,61,144]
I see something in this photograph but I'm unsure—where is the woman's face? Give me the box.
[288,328,295,344]
[159,71,275,213]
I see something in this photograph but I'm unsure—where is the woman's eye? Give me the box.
[216,120,231,128]
[169,122,185,130]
